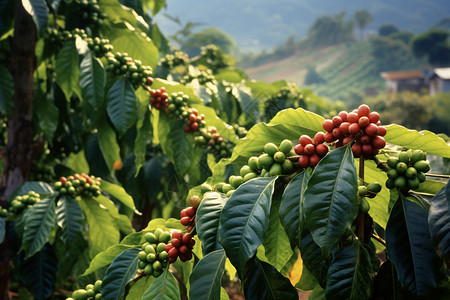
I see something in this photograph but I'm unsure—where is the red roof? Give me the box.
[380,70,423,80]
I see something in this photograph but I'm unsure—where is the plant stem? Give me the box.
[357,156,365,242]
[371,233,386,246]
[425,173,450,179]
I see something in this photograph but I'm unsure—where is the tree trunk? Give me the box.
[0,1,39,299]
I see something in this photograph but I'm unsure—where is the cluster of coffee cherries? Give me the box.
[46,28,86,48]
[85,36,113,57]
[137,228,171,277]
[78,0,106,27]
[322,104,387,157]
[180,70,215,85]
[199,44,230,72]
[30,159,55,183]
[8,191,40,215]
[105,52,153,89]
[149,87,169,111]
[357,181,382,213]
[183,108,205,133]
[165,231,196,263]
[54,174,101,198]
[158,51,189,69]
[385,150,430,193]
[294,133,329,168]
[233,124,248,139]
[195,127,234,161]
[166,92,190,118]
[180,195,200,233]
[66,279,102,300]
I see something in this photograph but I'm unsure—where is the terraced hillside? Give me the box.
[244,41,386,103]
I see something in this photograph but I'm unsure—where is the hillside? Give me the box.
[156,0,450,52]
[244,41,393,103]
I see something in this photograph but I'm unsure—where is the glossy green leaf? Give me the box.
[101,180,137,212]
[385,124,450,158]
[428,179,450,264]
[142,268,181,300]
[295,265,318,291]
[101,248,140,300]
[97,118,122,171]
[192,104,237,141]
[56,40,80,100]
[386,194,441,296]
[219,177,277,276]
[189,249,227,300]
[79,54,105,109]
[147,0,166,15]
[21,0,48,34]
[79,197,120,258]
[21,195,56,259]
[158,117,194,175]
[126,277,155,299]
[0,217,5,244]
[231,83,259,123]
[355,159,390,228]
[231,108,324,164]
[196,192,227,255]
[300,232,328,287]
[34,95,59,141]
[243,256,298,300]
[55,195,83,245]
[416,179,446,195]
[304,145,358,258]
[93,194,133,234]
[325,241,373,300]
[106,78,138,136]
[19,243,57,300]
[11,181,55,198]
[263,193,293,271]
[279,171,310,248]
[0,64,13,115]
[134,110,152,174]
[82,244,136,276]
[245,80,282,100]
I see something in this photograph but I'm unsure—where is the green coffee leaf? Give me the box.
[219,177,277,276]
[56,195,83,245]
[141,267,181,300]
[189,249,227,300]
[304,145,358,258]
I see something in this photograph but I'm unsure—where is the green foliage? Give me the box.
[378,24,399,36]
[182,27,237,57]
[307,12,354,47]
[411,29,450,66]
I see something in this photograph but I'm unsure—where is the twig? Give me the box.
[371,233,386,247]
[357,156,365,242]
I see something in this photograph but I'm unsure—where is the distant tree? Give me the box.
[304,66,327,85]
[354,10,372,40]
[411,29,450,67]
[378,24,399,36]
[390,31,414,44]
[369,36,417,72]
[307,12,354,47]
[181,26,237,57]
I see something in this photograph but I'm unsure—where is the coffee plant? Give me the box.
[0,1,449,300]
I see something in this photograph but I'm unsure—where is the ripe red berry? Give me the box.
[299,135,313,147]
[347,112,359,124]
[189,114,197,122]
[187,238,196,249]
[171,238,182,248]
[191,108,198,116]
[146,77,153,85]
[339,122,351,135]
[372,136,386,149]
[360,135,371,145]
[180,209,187,219]
[180,216,191,226]
[338,111,348,122]
[168,247,179,258]
[182,233,192,244]
[332,116,343,127]
[357,104,370,117]
[187,225,194,233]
[184,206,196,218]
[343,136,354,146]
[332,128,343,139]
[304,144,315,155]
[298,155,309,168]
[315,143,328,157]
[190,122,199,131]
[335,140,343,148]
[351,142,362,158]
[358,116,370,128]
[313,132,325,144]
[184,126,190,133]
[179,245,189,254]
[324,132,336,143]
[294,144,304,155]
[377,126,387,136]
[348,123,361,136]
[309,154,320,167]
[362,144,373,156]
[190,196,201,209]
[322,120,334,132]
[172,231,182,241]
[368,112,380,124]
[365,123,379,137]
[165,244,174,252]
[60,177,67,185]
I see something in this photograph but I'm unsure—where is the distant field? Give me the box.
[244,41,385,102]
